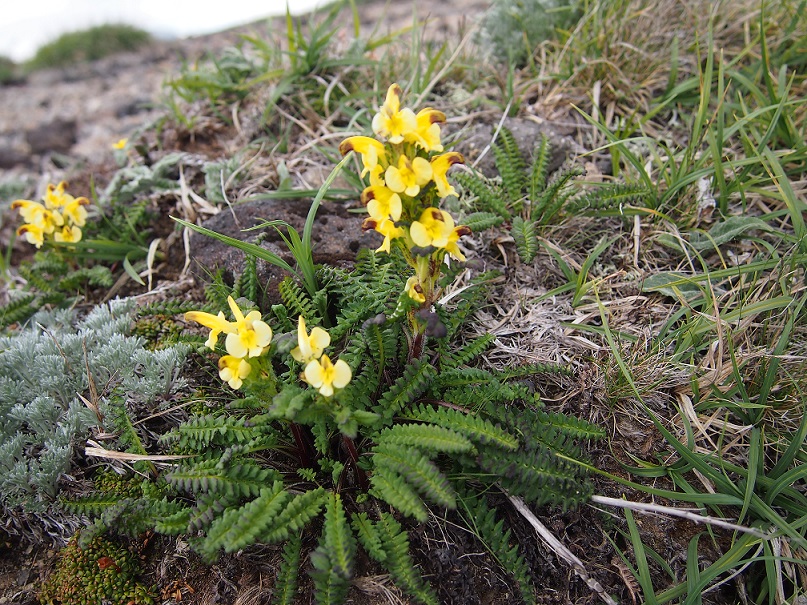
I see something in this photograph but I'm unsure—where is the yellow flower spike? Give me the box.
[406,108,446,152]
[372,84,417,144]
[291,315,331,364]
[384,156,433,197]
[303,353,352,397]
[430,152,464,198]
[224,296,273,358]
[16,224,45,248]
[53,224,82,244]
[405,276,426,303]
[362,217,404,254]
[62,196,90,228]
[184,310,235,350]
[339,136,387,178]
[444,223,472,262]
[361,185,402,222]
[113,138,128,150]
[218,355,252,390]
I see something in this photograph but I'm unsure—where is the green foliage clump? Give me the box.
[38,535,155,605]
[0,299,189,539]
[0,55,19,85]
[27,24,151,71]
[479,0,578,65]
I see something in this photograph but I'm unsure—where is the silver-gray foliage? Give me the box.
[0,298,189,542]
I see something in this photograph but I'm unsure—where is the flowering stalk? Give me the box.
[12,182,90,248]
[340,84,470,357]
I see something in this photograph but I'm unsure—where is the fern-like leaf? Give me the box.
[310,496,354,605]
[458,489,535,605]
[166,459,280,498]
[493,128,527,205]
[455,172,511,220]
[404,404,519,450]
[372,358,435,422]
[279,276,320,324]
[569,182,654,214]
[511,216,538,264]
[441,333,495,369]
[369,465,429,522]
[372,443,455,509]
[271,534,302,605]
[351,512,386,562]
[262,487,327,544]
[375,513,438,605]
[201,481,289,558]
[376,424,474,454]
[462,211,505,233]
[529,133,552,202]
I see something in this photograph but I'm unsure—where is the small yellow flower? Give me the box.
[16,224,45,248]
[339,136,387,178]
[224,296,273,358]
[405,108,446,152]
[362,217,404,254]
[62,195,90,228]
[405,276,426,303]
[43,182,68,209]
[219,355,252,390]
[290,315,331,364]
[430,152,464,198]
[303,353,352,397]
[53,224,82,244]
[410,208,471,261]
[361,185,402,222]
[384,156,433,197]
[113,138,128,150]
[184,309,234,350]
[372,84,417,144]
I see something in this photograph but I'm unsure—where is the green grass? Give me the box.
[26,24,152,71]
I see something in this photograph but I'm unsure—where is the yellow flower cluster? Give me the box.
[184,296,273,389]
[293,316,351,397]
[12,182,89,248]
[339,84,470,306]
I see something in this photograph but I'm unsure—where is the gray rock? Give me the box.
[25,118,77,155]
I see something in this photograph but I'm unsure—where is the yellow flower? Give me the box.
[53,224,82,244]
[405,276,426,303]
[303,354,352,397]
[62,195,90,228]
[339,136,387,178]
[361,185,402,222]
[410,208,471,261]
[372,84,417,144]
[384,156,433,197]
[219,355,252,390]
[405,108,446,152]
[362,217,404,254]
[16,224,46,248]
[11,200,63,234]
[290,315,331,364]
[43,181,68,209]
[430,152,464,198]
[224,296,273,358]
[184,309,234,350]
[113,138,128,150]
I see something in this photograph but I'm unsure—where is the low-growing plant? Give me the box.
[70,84,604,604]
[0,300,189,542]
[39,534,155,605]
[26,24,151,71]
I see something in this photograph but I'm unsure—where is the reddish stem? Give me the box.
[342,435,369,492]
[289,422,312,468]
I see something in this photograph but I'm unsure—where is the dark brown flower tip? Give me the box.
[360,188,376,205]
[75,197,90,206]
[430,208,445,222]
[456,225,472,236]
[362,217,379,231]
[338,139,354,155]
[446,152,464,165]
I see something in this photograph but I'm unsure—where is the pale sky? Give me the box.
[0,0,325,62]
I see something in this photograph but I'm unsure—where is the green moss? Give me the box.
[26,24,152,71]
[39,535,155,605]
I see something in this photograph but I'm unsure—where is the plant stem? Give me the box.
[341,435,369,492]
[289,422,312,468]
